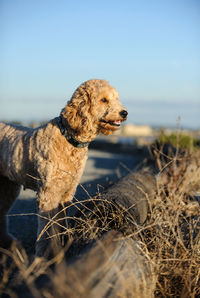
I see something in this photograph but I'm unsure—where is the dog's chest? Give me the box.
[50,140,88,179]
[64,147,87,173]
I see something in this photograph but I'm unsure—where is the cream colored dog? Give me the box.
[0,79,127,256]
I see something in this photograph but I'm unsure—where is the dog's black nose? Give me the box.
[120,110,128,119]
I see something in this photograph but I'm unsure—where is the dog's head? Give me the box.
[61,79,128,140]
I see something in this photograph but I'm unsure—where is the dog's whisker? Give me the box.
[26,173,41,181]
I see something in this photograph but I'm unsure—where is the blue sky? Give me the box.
[0,0,200,128]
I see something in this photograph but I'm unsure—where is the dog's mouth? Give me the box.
[99,115,127,135]
[100,119,121,128]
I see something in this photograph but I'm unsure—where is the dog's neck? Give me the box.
[56,116,90,148]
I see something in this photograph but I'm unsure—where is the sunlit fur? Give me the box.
[0,79,127,255]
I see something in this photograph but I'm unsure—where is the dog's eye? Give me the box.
[101,98,108,103]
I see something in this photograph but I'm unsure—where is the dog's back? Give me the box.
[0,122,31,181]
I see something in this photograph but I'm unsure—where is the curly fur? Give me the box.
[0,79,127,256]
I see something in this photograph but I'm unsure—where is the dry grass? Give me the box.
[0,134,200,297]
[142,147,200,297]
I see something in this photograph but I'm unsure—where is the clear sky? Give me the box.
[0,0,200,128]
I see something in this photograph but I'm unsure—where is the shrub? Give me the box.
[158,130,199,151]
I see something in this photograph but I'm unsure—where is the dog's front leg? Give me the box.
[35,205,66,258]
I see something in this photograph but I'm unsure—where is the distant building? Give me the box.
[119,124,153,137]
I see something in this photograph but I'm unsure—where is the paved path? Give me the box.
[8,149,144,252]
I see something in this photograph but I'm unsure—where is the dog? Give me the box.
[0,79,127,256]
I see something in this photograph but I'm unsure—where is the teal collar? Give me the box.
[56,116,90,148]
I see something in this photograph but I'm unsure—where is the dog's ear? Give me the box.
[61,103,83,134]
[61,87,92,134]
